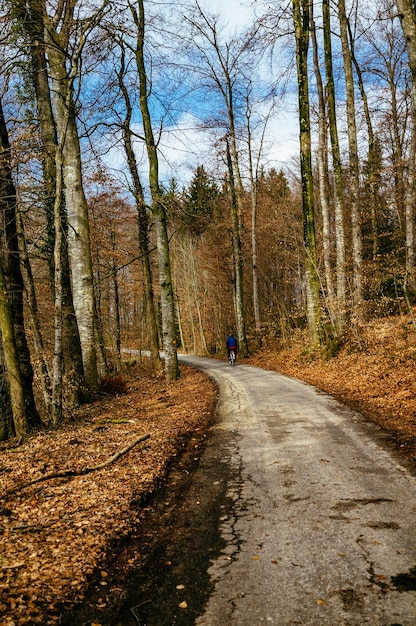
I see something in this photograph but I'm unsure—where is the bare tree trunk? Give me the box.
[0,358,13,441]
[251,181,261,342]
[225,139,249,354]
[338,0,363,317]
[405,109,416,287]
[196,295,209,355]
[0,257,27,438]
[17,0,86,403]
[310,0,335,324]
[176,295,187,354]
[52,141,64,426]
[62,116,98,386]
[226,114,249,355]
[293,0,321,346]
[134,0,179,380]
[184,271,197,353]
[189,242,209,355]
[246,95,268,346]
[396,0,416,289]
[45,5,100,389]
[348,20,379,261]
[16,208,52,415]
[323,0,346,328]
[116,45,161,370]
[113,263,122,372]
[0,98,41,432]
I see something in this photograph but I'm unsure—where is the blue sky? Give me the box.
[153,0,300,185]
[95,0,300,190]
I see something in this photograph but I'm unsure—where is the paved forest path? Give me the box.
[172,355,416,625]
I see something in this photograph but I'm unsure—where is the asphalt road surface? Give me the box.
[103,355,416,626]
[171,355,416,626]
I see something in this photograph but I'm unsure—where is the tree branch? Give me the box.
[1,434,151,500]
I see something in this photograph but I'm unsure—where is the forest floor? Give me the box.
[1,312,416,625]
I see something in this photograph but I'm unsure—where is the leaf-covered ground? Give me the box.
[0,365,218,625]
[1,314,416,625]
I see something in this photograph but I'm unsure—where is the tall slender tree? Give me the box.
[0,98,41,435]
[338,0,364,316]
[245,90,273,346]
[225,137,248,352]
[396,0,416,288]
[185,5,255,355]
[292,0,321,346]
[347,18,380,261]
[132,0,179,380]
[44,0,105,388]
[14,0,86,407]
[309,0,335,325]
[115,42,161,371]
[323,0,347,328]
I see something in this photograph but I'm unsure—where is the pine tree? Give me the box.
[182,165,219,236]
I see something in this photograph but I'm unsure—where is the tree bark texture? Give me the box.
[0,99,41,434]
[0,255,27,438]
[323,0,346,327]
[310,0,335,325]
[135,0,179,380]
[396,0,416,287]
[338,0,363,315]
[18,0,86,403]
[116,46,161,370]
[45,9,98,388]
[293,0,321,346]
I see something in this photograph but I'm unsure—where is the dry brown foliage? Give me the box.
[0,365,217,625]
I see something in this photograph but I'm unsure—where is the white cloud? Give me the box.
[264,102,300,170]
[156,103,299,188]
[199,0,254,32]
[154,113,214,186]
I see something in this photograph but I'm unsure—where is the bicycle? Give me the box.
[229,349,236,366]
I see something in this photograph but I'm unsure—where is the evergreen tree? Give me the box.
[182,165,220,236]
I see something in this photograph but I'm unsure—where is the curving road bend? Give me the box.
[177,355,416,626]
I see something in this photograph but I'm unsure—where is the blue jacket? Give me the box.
[226,335,238,349]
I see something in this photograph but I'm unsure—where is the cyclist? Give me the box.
[226,333,238,362]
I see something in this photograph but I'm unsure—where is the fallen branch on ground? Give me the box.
[1,433,151,501]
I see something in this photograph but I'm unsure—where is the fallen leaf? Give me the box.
[316,598,328,606]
